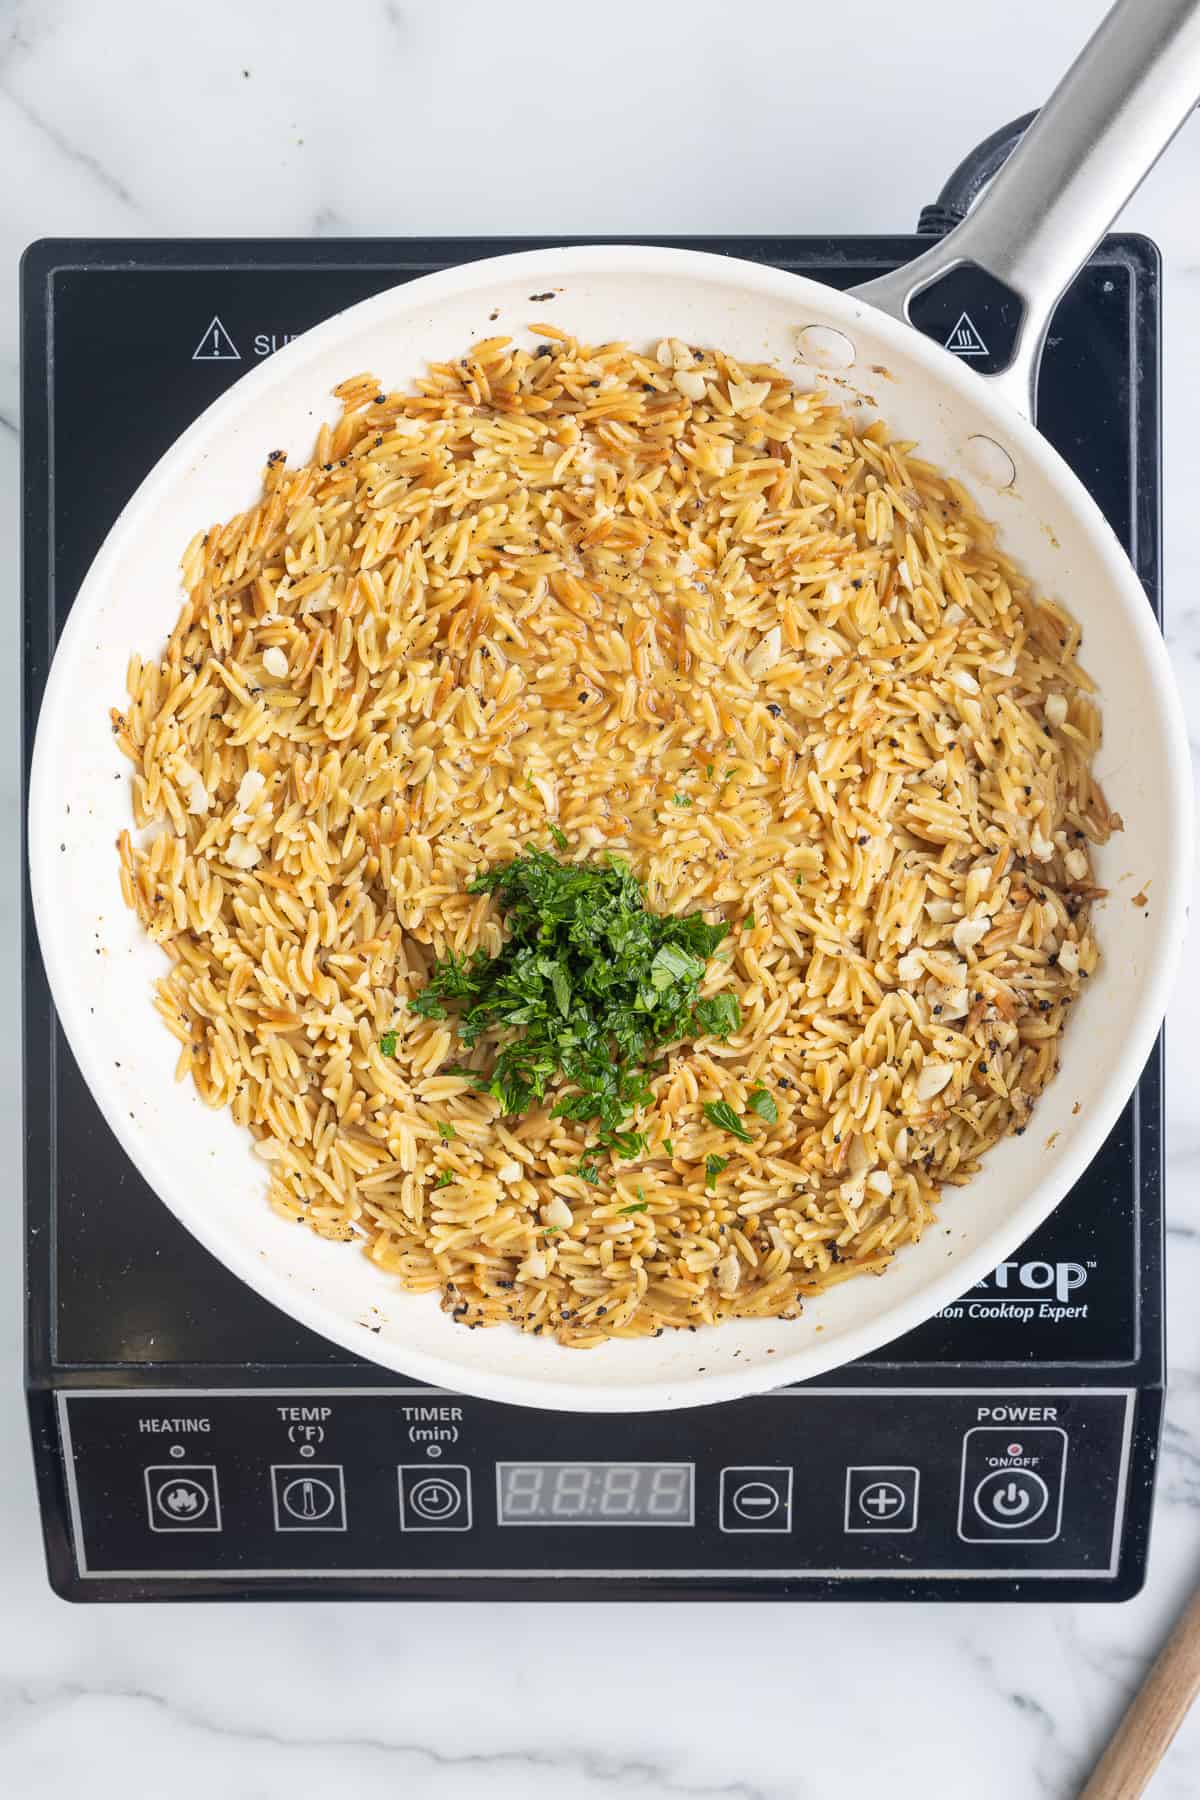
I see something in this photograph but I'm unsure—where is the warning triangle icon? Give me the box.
[192,315,241,362]
[944,311,989,357]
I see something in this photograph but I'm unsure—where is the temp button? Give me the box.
[270,1464,347,1532]
[958,1426,1067,1544]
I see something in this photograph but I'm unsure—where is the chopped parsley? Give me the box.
[705,762,714,779]
[548,823,568,851]
[672,793,692,808]
[433,1170,455,1189]
[703,1099,753,1142]
[693,993,741,1037]
[662,1137,675,1157]
[705,1153,729,1189]
[410,849,739,1154]
[741,915,755,931]
[437,1120,456,1141]
[747,1087,779,1125]
[578,1157,602,1185]
[379,1031,398,1057]
[619,1200,649,1215]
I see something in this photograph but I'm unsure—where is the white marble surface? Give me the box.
[3,1,1200,1794]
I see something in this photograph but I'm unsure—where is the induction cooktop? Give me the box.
[22,231,1163,1601]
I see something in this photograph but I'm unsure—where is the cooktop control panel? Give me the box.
[59,1389,1134,1585]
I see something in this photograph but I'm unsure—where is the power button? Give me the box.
[973,1468,1050,1528]
[958,1427,1067,1544]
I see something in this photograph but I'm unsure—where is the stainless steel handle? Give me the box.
[853,0,1200,416]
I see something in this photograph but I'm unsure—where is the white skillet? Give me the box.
[28,0,1199,1411]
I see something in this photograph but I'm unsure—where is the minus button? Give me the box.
[719,1466,793,1533]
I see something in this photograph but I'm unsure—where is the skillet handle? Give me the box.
[851,0,1200,418]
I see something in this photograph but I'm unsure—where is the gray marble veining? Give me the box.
[2,1,1199,1795]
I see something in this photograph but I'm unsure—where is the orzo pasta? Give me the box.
[114,328,1116,1346]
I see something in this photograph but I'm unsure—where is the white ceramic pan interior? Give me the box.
[28,1,1199,1411]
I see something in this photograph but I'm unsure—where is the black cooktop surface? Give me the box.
[22,236,1164,1601]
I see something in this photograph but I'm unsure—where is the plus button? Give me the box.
[845,1467,920,1533]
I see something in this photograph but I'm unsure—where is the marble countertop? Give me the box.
[3,1,1199,1794]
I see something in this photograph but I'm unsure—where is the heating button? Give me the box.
[958,1426,1068,1544]
[144,1464,222,1533]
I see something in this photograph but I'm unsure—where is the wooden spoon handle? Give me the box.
[1080,1587,1200,1799]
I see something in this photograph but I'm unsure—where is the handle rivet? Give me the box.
[795,324,855,370]
[964,434,1016,490]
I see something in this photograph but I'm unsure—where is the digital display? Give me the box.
[496,1462,694,1526]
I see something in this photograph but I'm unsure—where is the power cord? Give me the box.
[916,111,1039,236]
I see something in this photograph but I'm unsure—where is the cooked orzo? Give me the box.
[114,326,1117,1347]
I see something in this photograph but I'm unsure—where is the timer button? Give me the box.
[398,1464,473,1532]
[719,1466,793,1533]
